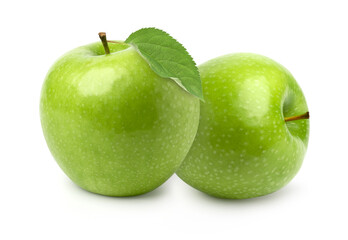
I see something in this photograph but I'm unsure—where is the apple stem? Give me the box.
[98,32,110,55]
[284,112,310,122]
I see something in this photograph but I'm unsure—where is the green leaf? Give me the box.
[125,28,203,100]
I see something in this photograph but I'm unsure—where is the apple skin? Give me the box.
[176,53,309,199]
[40,42,200,196]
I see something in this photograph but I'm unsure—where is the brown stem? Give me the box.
[285,112,310,122]
[98,32,110,55]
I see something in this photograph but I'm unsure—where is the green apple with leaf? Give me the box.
[40,28,202,196]
[176,53,310,199]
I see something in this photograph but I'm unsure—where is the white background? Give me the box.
[1,0,347,239]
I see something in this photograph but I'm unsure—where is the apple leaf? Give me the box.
[125,28,203,100]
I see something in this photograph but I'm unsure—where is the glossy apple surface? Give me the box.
[176,53,309,199]
[40,42,200,196]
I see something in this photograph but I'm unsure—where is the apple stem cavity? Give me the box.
[284,112,310,122]
[98,32,110,55]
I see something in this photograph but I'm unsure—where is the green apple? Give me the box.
[176,53,309,199]
[40,36,200,196]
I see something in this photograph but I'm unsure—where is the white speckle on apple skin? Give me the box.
[176,53,309,199]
